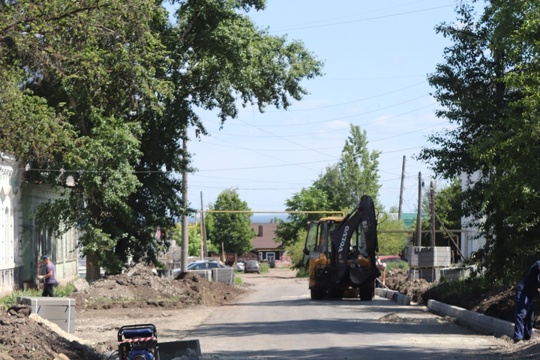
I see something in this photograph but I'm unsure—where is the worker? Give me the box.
[513,260,540,343]
[376,256,387,288]
[38,255,56,297]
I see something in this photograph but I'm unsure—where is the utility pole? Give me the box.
[398,155,406,220]
[416,172,422,246]
[200,191,207,259]
[181,130,189,273]
[430,181,436,247]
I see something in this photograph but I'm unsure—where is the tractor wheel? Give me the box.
[310,288,324,300]
[359,283,375,301]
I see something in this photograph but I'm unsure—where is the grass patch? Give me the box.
[386,261,409,271]
[0,282,77,310]
[235,276,243,286]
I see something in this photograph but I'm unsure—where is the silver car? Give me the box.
[244,260,260,274]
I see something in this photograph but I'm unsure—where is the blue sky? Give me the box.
[183,1,466,214]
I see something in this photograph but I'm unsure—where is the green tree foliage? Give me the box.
[276,124,380,247]
[284,228,307,268]
[418,2,540,282]
[0,0,322,274]
[1,0,171,274]
[275,187,330,248]
[170,223,202,256]
[205,189,255,255]
[313,124,381,210]
[187,227,202,257]
[377,215,408,256]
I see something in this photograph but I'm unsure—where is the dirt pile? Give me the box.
[384,268,431,303]
[0,264,535,359]
[0,263,245,359]
[0,306,102,360]
[71,263,243,310]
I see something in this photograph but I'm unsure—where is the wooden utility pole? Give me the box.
[416,172,422,246]
[398,155,406,220]
[430,181,436,247]
[200,191,207,259]
[181,131,189,273]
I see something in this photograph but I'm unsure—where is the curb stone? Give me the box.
[375,288,411,305]
[376,288,522,338]
[427,299,516,338]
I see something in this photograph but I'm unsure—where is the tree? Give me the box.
[0,0,172,275]
[418,2,540,281]
[123,0,321,271]
[275,187,330,248]
[0,0,322,274]
[377,216,408,256]
[205,189,255,255]
[276,124,381,247]
[416,180,462,261]
[314,124,381,210]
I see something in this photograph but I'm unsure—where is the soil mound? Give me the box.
[72,263,244,310]
[384,268,431,303]
[0,263,245,359]
[0,306,102,360]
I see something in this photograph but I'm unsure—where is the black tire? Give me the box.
[310,288,324,300]
[359,283,375,301]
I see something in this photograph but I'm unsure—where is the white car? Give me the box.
[235,261,245,271]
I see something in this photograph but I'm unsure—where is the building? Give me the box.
[0,153,79,295]
[249,223,283,263]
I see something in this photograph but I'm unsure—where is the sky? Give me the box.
[182,0,467,215]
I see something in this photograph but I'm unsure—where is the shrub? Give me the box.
[260,262,269,273]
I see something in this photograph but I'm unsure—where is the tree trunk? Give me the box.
[85,251,101,283]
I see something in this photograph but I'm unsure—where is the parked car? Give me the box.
[235,261,245,272]
[379,255,403,264]
[244,260,260,274]
[187,260,228,270]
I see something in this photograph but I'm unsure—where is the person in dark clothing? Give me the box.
[514,260,540,343]
[38,255,56,297]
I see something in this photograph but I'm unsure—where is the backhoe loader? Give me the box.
[303,195,380,300]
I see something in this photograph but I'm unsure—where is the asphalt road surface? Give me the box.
[189,269,509,360]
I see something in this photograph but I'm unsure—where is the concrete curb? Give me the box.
[376,289,519,338]
[375,288,411,305]
[427,299,515,338]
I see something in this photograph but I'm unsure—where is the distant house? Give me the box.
[249,223,283,263]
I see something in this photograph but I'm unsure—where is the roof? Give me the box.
[250,223,282,250]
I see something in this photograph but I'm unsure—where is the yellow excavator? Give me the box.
[302,195,380,300]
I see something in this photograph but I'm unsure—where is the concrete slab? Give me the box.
[17,297,76,334]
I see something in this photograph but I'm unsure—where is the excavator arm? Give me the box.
[330,195,379,284]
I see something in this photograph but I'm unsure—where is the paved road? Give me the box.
[188,269,509,359]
